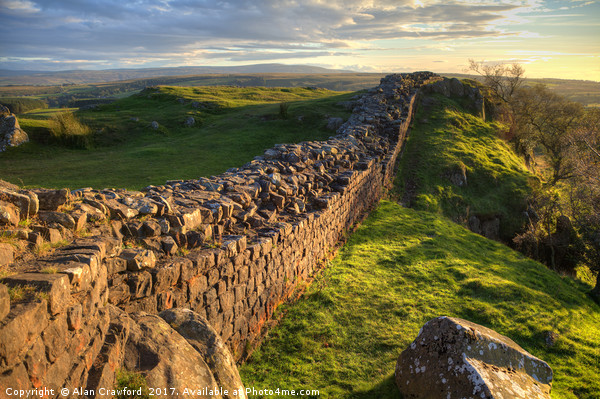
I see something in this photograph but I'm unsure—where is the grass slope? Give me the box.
[396,93,535,240]
[1,86,354,189]
[240,201,600,398]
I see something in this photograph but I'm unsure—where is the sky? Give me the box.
[0,0,599,81]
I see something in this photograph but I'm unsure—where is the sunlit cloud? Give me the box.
[0,0,598,80]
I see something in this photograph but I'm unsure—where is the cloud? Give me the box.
[0,0,582,70]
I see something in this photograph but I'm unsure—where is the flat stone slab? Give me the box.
[395,316,553,399]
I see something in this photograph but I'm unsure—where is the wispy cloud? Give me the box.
[0,0,597,79]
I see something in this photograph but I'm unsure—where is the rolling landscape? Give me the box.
[1,0,599,398]
[1,68,599,398]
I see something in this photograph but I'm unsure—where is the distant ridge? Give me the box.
[0,64,355,86]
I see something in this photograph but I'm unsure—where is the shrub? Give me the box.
[48,111,93,149]
[279,102,289,119]
[114,369,150,399]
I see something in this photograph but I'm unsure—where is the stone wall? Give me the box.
[0,72,437,393]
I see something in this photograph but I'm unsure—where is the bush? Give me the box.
[279,102,289,119]
[48,112,93,149]
[114,369,151,399]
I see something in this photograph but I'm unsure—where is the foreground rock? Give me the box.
[0,104,29,151]
[160,308,247,399]
[122,311,225,398]
[395,316,553,399]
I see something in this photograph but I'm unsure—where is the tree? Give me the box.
[468,59,527,159]
[513,85,585,185]
[468,59,525,105]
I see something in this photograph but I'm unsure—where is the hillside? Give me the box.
[239,86,600,398]
[0,86,355,189]
[240,202,600,399]
[395,90,535,241]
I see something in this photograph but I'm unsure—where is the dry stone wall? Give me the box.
[0,72,437,394]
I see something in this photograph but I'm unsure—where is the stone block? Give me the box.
[150,261,181,292]
[127,271,153,298]
[1,273,71,315]
[32,188,70,211]
[119,248,156,271]
[41,313,69,362]
[0,300,49,371]
[395,316,553,399]
[0,189,31,220]
[0,201,20,226]
[38,211,76,230]
[0,243,14,267]
[105,257,127,276]
[0,284,9,321]
[67,304,83,331]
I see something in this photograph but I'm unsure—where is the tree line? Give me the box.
[469,60,600,301]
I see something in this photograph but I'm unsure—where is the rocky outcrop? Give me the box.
[160,308,247,399]
[421,77,485,119]
[0,104,29,151]
[395,316,553,399]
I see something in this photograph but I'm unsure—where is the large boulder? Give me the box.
[395,316,552,399]
[122,312,224,398]
[0,104,29,151]
[159,308,247,399]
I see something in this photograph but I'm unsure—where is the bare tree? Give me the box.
[512,85,585,185]
[468,59,525,104]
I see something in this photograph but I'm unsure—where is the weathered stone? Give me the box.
[71,209,88,231]
[0,243,14,267]
[0,300,49,370]
[39,211,76,230]
[123,312,223,398]
[104,199,139,220]
[32,188,70,211]
[105,257,127,276]
[326,117,344,131]
[0,189,31,220]
[160,308,247,399]
[184,116,196,127]
[161,235,179,255]
[0,284,9,321]
[150,261,181,292]
[0,109,29,151]
[76,202,106,222]
[41,313,69,362]
[2,273,71,315]
[62,262,92,292]
[0,201,20,226]
[32,225,63,244]
[119,248,156,271]
[142,220,162,237]
[127,271,153,298]
[67,304,83,331]
[395,316,553,399]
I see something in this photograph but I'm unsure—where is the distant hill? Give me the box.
[0,64,355,86]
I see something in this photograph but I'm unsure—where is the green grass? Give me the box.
[240,201,600,398]
[1,86,354,189]
[396,93,536,240]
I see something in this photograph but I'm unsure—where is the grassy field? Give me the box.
[1,72,597,109]
[0,86,355,189]
[239,90,600,398]
[240,201,600,399]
